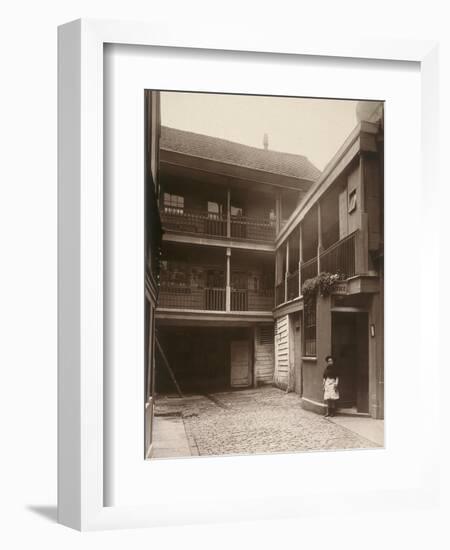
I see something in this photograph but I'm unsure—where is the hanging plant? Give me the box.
[301,272,343,303]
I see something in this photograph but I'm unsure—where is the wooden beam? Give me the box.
[284,241,289,302]
[226,247,231,311]
[162,232,275,252]
[155,337,183,397]
[275,192,281,235]
[298,224,303,295]
[160,151,315,193]
[317,202,323,273]
[226,187,231,238]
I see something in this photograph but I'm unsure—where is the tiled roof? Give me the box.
[160,126,321,183]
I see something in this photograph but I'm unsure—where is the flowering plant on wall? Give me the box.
[301,272,343,303]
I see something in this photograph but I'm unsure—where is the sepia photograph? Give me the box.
[144,91,384,459]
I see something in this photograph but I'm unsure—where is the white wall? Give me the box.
[1,1,449,548]
[274,315,290,388]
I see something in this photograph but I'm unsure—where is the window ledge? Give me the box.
[302,356,317,362]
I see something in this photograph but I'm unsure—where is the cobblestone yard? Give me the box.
[154,386,380,457]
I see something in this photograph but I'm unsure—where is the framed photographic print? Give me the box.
[58,18,440,530]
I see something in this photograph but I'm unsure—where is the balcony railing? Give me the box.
[231,289,248,311]
[161,209,227,237]
[205,287,226,311]
[158,285,225,310]
[319,232,356,279]
[158,285,273,312]
[275,281,285,307]
[160,208,276,243]
[158,285,205,310]
[230,215,276,242]
[286,270,300,301]
[275,232,358,307]
[300,257,318,284]
[248,288,274,311]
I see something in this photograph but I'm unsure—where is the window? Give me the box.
[163,193,184,215]
[303,299,316,356]
[259,325,274,345]
[231,205,243,217]
[206,269,225,288]
[207,201,223,219]
[231,271,248,290]
[160,261,189,288]
[348,189,357,213]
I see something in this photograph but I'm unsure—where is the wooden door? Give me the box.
[231,271,248,311]
[332,312,369,412]
[331,313,357,408]
[230,340,251,388]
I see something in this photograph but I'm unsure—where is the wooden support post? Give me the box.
[355,213,369,274]
[355,154,370,274]
[275,192,281,235]
[253,326,258,389]
[274,249,279,307]
[274,249,279,285]
[285,240,289,302]
[359,154,366,212]
[298,224,303,295]
[317,202,323,274]
[156,337,183,397]
[226,187,231,238]
[226,247,231,311]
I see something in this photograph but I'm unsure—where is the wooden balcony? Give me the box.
[230,215,276,242]
[161,208,227,237]
[276,231,359,307]
[160,208,276,243]
[319,231,356,278]
[159,284,274,312]
[275,281,285,307]
[300,257,318,284]
[286,270,300,301]
[205,287,226,311]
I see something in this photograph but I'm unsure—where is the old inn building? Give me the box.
[151,100,384,424]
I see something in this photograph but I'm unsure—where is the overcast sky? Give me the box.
[161,92,358,171]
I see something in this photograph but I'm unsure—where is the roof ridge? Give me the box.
[160,125,322,183]
[161,125,310,161]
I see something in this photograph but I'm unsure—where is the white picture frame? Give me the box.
[58,18,440,531]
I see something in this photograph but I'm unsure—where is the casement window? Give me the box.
[303,299,317,357]
[207,201,223,219]
[163,192,184,215]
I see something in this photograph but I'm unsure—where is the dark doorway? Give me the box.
[331,312,369,413]
[155,326,252,393]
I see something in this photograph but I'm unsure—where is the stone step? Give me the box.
[337,408,370,418]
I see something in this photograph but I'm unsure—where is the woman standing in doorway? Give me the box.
[323,355,339,417]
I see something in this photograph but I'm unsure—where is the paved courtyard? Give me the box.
[152,386,383,459]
